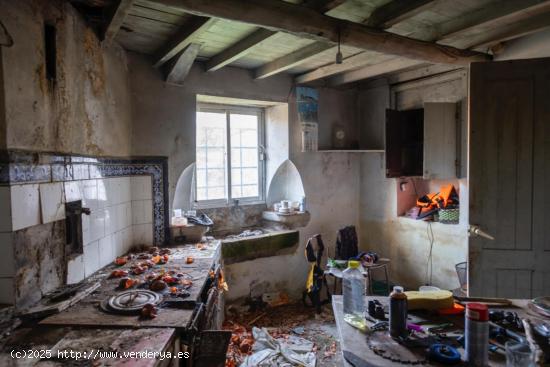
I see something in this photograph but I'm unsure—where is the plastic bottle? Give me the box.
[342,260,365,316]
[465,303,489,366]
[389,286,408,338]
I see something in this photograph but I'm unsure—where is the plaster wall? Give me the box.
[358,72,469,291]
[0,0,132,157]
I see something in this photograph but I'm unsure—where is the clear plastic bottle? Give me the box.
[343,260,365,316]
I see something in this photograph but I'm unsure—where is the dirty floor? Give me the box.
[224,302,342,367]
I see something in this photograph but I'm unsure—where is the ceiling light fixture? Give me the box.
[335,28,343,64]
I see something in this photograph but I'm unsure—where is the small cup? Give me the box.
[505,341,534,367]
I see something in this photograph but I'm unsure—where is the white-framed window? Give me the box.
[195,103,265,207]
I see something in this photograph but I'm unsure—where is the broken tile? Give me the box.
[39,182,65,224]
[10,184,41,230]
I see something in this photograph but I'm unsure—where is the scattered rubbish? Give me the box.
[262,292,290,307]
[240,327,316,367]
[292,326,305,335]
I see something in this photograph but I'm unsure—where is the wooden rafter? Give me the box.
[103,0,134,43]
[155,0,488,66]
[299,0,550,84]
[328,58,422,85]
[437,0,550,46]
[206,29,276,71]
[164,43,201,85]
[302,0,346,13]
[365,0,437,29]
[467,11,550,50]
[153,16,216,67]
[204,0,344,74]
[254,41,332,79]
[295,51,389,84]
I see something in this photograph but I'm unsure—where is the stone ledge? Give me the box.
[222,230,299,265]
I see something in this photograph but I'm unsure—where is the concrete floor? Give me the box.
[224,301,343,366]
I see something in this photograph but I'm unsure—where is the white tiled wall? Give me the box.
[0,176,155,296]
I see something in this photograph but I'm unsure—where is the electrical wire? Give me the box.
[425,221,435,285]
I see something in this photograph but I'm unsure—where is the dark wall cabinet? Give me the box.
[386,103,457,179]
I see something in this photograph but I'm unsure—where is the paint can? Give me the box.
[465,303,489,366]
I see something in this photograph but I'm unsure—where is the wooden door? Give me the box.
[469,58,550,298]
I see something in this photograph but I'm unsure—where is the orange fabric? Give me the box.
[416,184,458,209]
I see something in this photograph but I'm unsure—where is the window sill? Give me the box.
[194,200,266,210]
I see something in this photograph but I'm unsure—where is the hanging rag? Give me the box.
[303,234,330,314]
[335,225,359,260]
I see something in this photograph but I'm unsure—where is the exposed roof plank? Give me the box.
[302,0,346,13]
[164,43,201,84]
[254,41,332,79]
[103,0,135,43]
[205,29,277,71]
[295,51,388,83]
[468,11,550,50]
[436,0,550,44]
[298,0,550,84]
[365,0,437,29]
[329,58,422,85]
[155,0,489,66]
[153,16,216,67]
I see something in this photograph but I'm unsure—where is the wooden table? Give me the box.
[332,295,548,366]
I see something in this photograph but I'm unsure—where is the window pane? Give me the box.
[231,148,241,167]
[242,185,258,197]
[230,113,259,199]
[242,168,258,185]
[241,148,257,167]
[196,168,207,187]
[231,168,241,185]
[231,186,242,198]
[241,129,258,147]
[208,187,225,199]
[196,111,227,201]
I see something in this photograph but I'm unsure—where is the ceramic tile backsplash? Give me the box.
[66,176,154,283]
[64,181,82,202]
[0,187,12,232]
[98,235,115,268]
[0,277,14,304]
[0,152,167,303]
[131,176,153,200]
[40,183,65,224]
[66,255,84,285]
[11,184,41,231]
[83,241,100,277]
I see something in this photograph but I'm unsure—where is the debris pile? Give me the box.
[224,302,341,367]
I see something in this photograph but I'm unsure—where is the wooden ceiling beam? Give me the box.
[365,0,437,29]
[254,41,333,79]
[164,43,201,85]
[206,29,276,71]
[299,0,550,84]
[153,16,216,67]
[302,0,346,13]
[102,0,134,43]
[155,0,488,66]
